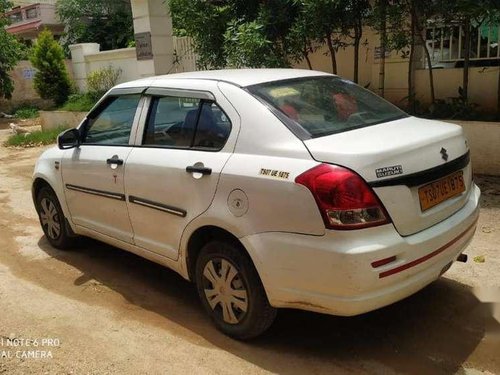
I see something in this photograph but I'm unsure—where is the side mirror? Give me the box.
[58,128,80,150]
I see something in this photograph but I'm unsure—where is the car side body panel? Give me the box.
[124,81,241,260]
[62,145,135,243]
[177,81,327,240]
[32,147,72,227]
[178,83,326,272]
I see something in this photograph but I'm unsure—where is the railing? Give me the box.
[425,24,500,68]
[5,4,40,25]
[173,36,198,72]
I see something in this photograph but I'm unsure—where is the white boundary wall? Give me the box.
[449,121,500,176]
[70,37,198,91]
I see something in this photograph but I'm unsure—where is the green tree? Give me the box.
[289,0,371,78]
[286,10,317,69]
[370,0,409,97]
[0,0,24,100]
[387,0,437,113]
[57,0,133,51]
[224,20,287,68]
[411,0,441,109]
[297,0,350,75]
[344,0,372,83]
[169,0,304,69]
[224,1,300,68]
[30,30,71,106]
[169,0,233,68]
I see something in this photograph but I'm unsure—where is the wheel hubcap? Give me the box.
[203,258,248,324]
[39,198,61,240]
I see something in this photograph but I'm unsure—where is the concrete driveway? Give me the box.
[0,129,498,374]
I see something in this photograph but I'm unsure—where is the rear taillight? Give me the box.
[295,164,391,230]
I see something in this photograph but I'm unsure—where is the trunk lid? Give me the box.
[303,117,472,236]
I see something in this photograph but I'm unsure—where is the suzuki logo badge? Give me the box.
[440,147,448,161]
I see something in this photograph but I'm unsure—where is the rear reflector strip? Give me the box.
[379,219,478,278]
[371,256,397,268]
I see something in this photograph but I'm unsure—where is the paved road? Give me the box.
[0,129,498,374]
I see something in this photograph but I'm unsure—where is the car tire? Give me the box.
[195,240,277,340]
[35,186,76,250]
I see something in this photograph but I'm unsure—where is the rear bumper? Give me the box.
[241,184,480,316]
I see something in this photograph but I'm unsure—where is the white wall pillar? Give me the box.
[131,0,175,78]
[69,43,100,92]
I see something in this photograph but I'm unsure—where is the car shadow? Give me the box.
[36,235,497,374]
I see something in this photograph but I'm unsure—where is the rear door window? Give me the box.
[192,101,231,150]
[143,96,231,151]
[144,96,200,148]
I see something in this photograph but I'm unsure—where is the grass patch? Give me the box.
[4,126,67,148]
[14,106,39,119]
[60,93,97,112]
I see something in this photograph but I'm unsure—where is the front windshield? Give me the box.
[248,76,408,138]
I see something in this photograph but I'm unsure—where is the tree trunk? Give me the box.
[378,0,387,97]
[497,66,500,118]
[326,34,338,74]
[353,38,360,83]
[303,49,313,70]
[418,32,435,104]
[414,2,435,106]
[353,22,362,83]
[463,18,471,100]
[408,1,417,114]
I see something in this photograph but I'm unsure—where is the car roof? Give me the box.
[114,69,333,89]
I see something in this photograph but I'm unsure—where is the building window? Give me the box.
[25,7,39,19]
[425,24,500,68]
[9,11,23,23]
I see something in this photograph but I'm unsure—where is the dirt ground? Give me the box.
[0,117,41,130]
[0,127,499,375]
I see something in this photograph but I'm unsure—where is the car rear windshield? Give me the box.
[247,76,408,138]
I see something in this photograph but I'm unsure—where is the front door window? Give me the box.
[84,95,141,145]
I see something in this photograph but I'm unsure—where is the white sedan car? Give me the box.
[32,69,480,339]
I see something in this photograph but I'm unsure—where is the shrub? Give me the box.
[427,88,480,120]
[4,126,68,148]
[30,30,71,106]
[87,66,122,100]
[60,93,98,112]
[14,105,39,119]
